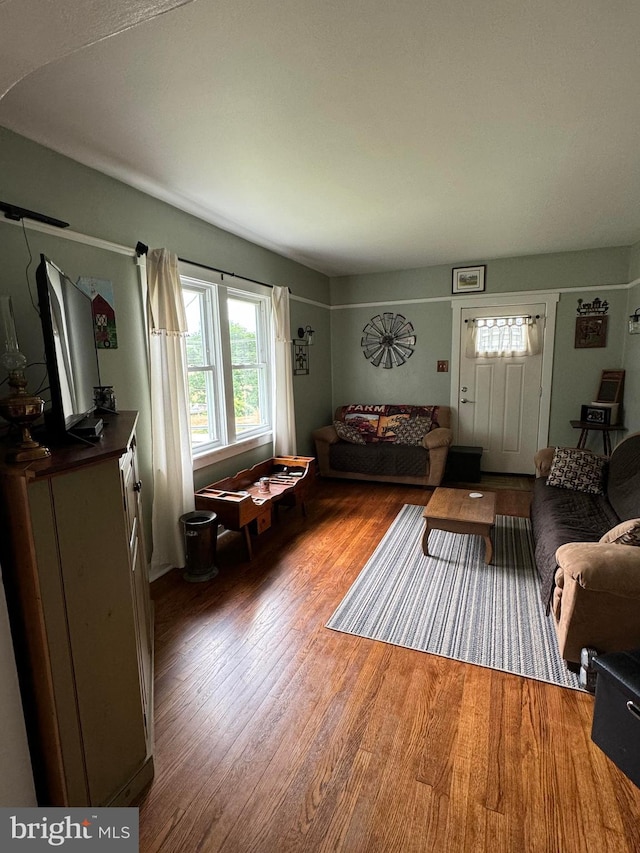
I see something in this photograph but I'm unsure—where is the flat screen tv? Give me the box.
[36,255,102,437]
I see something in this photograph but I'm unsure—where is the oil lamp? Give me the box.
[0,295,50,462]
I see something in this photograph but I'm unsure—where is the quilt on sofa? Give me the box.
[336,404,441,444]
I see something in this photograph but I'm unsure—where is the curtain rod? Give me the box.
[465,314,540,323]
[136,242,279,290]
[179,256,277,290]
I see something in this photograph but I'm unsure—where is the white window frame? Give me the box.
[181,264,273,469]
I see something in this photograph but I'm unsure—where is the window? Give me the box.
[182,272,272,464]
[466,316,540,358]
[475,318,528,354]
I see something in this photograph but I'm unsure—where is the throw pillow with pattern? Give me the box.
[343,411,381,442]
[390,415,434,446]
[378,413,410,442]
[599,518,640,546]
[334,420,366,445]
[546,447,606,495]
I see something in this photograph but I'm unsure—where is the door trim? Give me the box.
[450,293,559,451]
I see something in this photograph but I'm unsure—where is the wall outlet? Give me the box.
[437,360,449,372]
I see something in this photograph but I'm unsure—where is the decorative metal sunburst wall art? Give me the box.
[361,313,416,368]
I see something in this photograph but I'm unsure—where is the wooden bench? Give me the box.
[195,456,315,559]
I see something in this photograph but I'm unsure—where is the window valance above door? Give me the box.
[465,315,541,358]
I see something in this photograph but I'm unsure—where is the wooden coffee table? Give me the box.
[421,487,496,564]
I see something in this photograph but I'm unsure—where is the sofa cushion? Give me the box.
[546,447,606,495]
[600,518,640,547]
[333,420,366,445]
[329,441,428,477]
[391,415,434,446]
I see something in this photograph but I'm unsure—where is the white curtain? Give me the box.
[147,248,194,576]
[271,285,297,455]
[465,316,541,358]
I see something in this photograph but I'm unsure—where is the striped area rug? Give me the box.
[326,504,581,690]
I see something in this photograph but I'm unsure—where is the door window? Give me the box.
[466,316,540,358]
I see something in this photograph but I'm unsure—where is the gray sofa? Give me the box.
[530,432,640,664]
[312,404,452,487]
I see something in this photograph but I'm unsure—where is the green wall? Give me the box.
[0,127,332,547]
[622,242,640,434]
[629,240,640,281]
[330,247,630,304]
[622,271,640,435]
[550,288,628,448]
[330,300,451,410]
[328,247,635,452]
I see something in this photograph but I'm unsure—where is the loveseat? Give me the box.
[530,433,640,665]
[312,404,452,487]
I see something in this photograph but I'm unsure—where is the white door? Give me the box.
[457,303,546,474]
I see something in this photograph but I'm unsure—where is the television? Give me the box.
[36,255,103,439]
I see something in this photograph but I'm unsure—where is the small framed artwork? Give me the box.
[575,315,608,348]
[580,404,611,425]
[293,341,309,375]
[452,265,486,294]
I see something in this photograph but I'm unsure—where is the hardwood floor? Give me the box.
[137,479,640,852]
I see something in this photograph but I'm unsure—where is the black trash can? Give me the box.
[179,510,219,582]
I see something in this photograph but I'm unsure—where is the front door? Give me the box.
[457,303,546,474]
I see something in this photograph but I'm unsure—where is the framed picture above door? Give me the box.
[452,265,486,294]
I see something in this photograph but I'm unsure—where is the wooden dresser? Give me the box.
[0,412,154,806]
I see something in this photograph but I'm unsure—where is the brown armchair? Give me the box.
[552,540,640,663]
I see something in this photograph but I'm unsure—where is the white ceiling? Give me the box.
[2,0,640,277]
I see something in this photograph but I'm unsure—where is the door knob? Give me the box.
[460,398,469,403]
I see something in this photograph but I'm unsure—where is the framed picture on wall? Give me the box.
[452,265,486,294]
[575,315,608,348]
[293,341,309,375]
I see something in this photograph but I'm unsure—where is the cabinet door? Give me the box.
[51,460,148,805]
[121,436,154,752]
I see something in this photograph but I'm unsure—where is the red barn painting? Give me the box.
[77,277,118,348]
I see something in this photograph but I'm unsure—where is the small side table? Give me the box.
[445,445,483,483]
[570,420,625,457]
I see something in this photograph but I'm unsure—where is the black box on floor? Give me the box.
[445,445,483,483]
[592,649,640,788]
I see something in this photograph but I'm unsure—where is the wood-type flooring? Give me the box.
[138,478,640,852]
